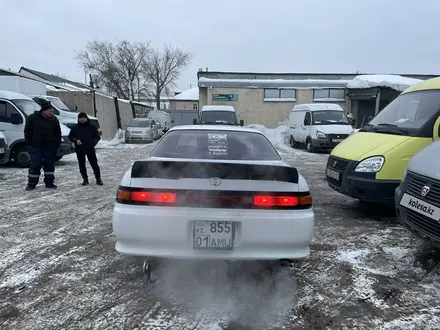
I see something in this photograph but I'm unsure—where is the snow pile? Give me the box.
[346,75,422,92]
[97,129,125,148]
[170,87,199,101]
[246,122,292,153]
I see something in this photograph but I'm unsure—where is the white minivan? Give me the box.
[288,103,354,152]
[0,90,73,167]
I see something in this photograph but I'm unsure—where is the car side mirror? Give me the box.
[11,113,22,125]
[193,118,197,124]
[239,119,244,126]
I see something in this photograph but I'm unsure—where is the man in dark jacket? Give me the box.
[68,112,103,186]
[24,101,62,190]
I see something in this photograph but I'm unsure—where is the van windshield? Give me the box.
[201,111,237,124]
[11,99,40,116]
[312,110,349,125]
[47,97,73,112]
[364,90,440,136]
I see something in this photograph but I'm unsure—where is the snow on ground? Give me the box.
[1,126,440,329]
[346,74,422,92]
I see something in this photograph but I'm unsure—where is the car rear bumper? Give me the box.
[112,204,315,260]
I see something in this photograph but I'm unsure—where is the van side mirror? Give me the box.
[11,113,22,125]
[193,118,197,124]
[239,119,244,126]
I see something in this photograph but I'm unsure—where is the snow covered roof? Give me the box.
[198,77,350,89]
[201,105,235,112]
[170,87,199,101]
[346,75,422,92]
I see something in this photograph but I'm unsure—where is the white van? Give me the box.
[32,95,102,136]
[147,110,172,134]
[288,103,354,152]
[195,105,244,126]
[0,90,73,167]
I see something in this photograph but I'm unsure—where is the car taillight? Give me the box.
[253,194,312,207]
[116,189,176,204]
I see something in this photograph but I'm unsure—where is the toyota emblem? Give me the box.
[209,177,222,186]
[421,185,430,197]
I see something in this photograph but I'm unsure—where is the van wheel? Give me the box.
[14,145,31,168]
[306,138,314,153]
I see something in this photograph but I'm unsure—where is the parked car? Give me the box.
[0,131,8,165]
[32,95,102,136]
[395,138,440,247]
[326,76,440,206]
[113,124,315,263]
[125,118,158,143]
[0,90,73,167]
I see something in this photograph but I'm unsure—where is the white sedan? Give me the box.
[112,125,315,261]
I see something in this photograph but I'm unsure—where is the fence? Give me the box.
[47,91,154,140]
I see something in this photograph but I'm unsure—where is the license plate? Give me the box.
[0,148,4,154]
[193,221,234,250]
[332,139,343,142]
[326,168,340,181]
[400,193,440,221]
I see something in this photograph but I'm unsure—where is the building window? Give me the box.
[193,103,198,110]
[313,89,345,100]
[264,88,296,101]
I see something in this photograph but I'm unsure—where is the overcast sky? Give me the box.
[1,0,439,92]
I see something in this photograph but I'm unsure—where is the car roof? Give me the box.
[292,103,344,112]
[0,90,33,101]
[168,124,261,134]
[201,105,235,112]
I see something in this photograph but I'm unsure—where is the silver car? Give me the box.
[395,138,440,247]
[125,118,158,143]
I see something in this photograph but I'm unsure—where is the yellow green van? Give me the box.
[325,76,440,205]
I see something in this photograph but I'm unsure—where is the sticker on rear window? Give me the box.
[208,133,228,156]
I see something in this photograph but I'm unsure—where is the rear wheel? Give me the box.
[14,145,31,168]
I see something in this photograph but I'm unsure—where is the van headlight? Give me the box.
[317,131,326,139]
[355,156,385,173]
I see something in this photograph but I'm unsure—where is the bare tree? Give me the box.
[75,40,152,100]
[143,44,192,109]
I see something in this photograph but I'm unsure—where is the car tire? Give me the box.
[306,138,314,153]
[14,145,31,168]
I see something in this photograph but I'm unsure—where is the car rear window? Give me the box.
[150,130,281,160]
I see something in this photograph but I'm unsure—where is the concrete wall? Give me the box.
[48,91,152,140]
[199,87,348,128]
[170,100,199,110]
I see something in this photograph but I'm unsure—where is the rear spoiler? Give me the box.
[131,160,299,184]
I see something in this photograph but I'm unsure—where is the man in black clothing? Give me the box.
[24,101,61,190]
[68,112,103,186]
